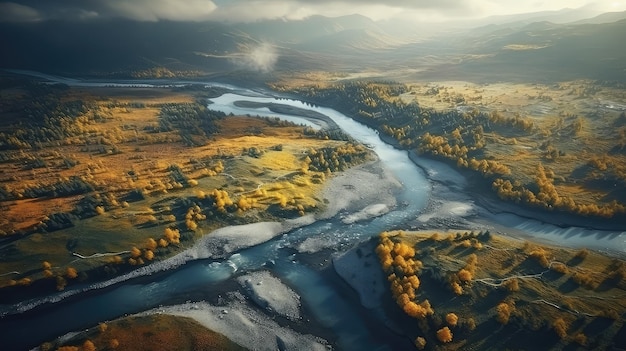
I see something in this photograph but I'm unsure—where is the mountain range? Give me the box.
[1,10,625,82]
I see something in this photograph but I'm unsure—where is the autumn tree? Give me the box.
[163,227,180,244]
[572,332,587,346]
[446,312,459,327]
[496,302,514,324]
[130,246,142,258]
[504,278,520,292]
[437,327,453,343]
[56,346,79,351]
[109,339,119,349]
[414,337,426,350]
[82,340,96,351]
[56,276,67,291]
[66,267,78,279]
[146,238,158,251]
[553,318,568,339]
[144,249,155,261]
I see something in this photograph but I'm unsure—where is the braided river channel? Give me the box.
[1,77,625,350]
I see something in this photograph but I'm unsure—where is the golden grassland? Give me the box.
[0,85,372,293]
[376,230,626,350]
[40,314,246,351]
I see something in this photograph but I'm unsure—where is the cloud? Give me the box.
[232,43,279,73]
[1,0,217,22]
[105,0,217,22]
[0,2,41,22]
[1,0,623,23]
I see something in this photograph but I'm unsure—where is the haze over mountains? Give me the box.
[1,8,626,82]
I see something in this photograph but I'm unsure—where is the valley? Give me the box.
[1,3,626,351]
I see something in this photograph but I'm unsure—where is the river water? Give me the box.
[1,76,625,350]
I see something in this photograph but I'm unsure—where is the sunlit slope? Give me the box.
[418,19,626,82]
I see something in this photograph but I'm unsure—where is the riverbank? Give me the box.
[233,100,341,131]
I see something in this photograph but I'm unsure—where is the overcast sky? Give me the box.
[0,0,624,23]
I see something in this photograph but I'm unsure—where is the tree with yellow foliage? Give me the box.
[66,267,78,279]
[437,327,453,343]
[146,238,158,251]
[56,346,79,351]
[144,249,155,261]
[458,269,473,282]
[553,318,568,339]
[451,281,463,295]
[414,337,426,350]
[163,227,180,244]
[496,302,513,324]
[130,247,142,258]
[109,339,119,349]
[446,312,459,327]
[82,340,96,351]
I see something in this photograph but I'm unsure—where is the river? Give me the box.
[1,74,625,350]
